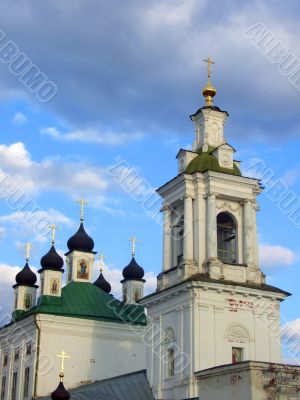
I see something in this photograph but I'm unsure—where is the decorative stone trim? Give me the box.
[41,327,143,342]
[225,323,250,342]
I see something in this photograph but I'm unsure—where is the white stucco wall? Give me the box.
[196,361,300,400]
[142,280,285,400]
[0,314,146,399]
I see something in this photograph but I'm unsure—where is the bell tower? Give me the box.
[141,59,289,400]
[158,57,263,291]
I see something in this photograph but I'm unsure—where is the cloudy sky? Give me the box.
[0,0,299,362]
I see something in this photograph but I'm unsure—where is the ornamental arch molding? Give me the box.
[225,323,250,343]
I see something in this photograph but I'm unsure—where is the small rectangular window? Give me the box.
[23,367,30,398]
[1,376,6,400]
[11,372,17,400]
[167,349,175,377]
[232,347,243,363]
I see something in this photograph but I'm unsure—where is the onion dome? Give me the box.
[15,262,37,287]
[51,378,70,400]
[122,257,145,281]
[67,223,94,252]
[93,271,111,294]
[40,245,64,271]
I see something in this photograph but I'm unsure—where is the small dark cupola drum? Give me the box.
[67,199,94,252]
[39,225,64,297]
[40,241,64,272]
[14,243,37,287]
[15,261,37,287]
[121,236,145,304]
[93,253,111,294]
[13,242,38,315]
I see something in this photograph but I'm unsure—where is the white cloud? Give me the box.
[145,0,203,26]
[0,209,73,242]
[0,142,32,170]
[41,127,143,146]
[12,112,28,126]
[0,142,110,199]
[259,243,295,269]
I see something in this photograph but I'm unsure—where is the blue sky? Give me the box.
[0,0,299,360]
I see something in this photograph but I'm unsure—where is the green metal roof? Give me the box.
[13,281,147,326]
[185,148,241,176]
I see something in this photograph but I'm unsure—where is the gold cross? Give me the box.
[48,224,58,244]
[129,236,139,256]
[98,253,106,272]
[77,199,88,221]
[203,57,215,80]
[25,242,32,262]
[56,350,70,374]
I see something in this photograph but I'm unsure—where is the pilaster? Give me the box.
[162,203,172,272]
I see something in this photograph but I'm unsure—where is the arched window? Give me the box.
[217,212,237,264]
[173,215,184,265]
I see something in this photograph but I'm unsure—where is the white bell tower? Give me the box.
[141,59,289,400]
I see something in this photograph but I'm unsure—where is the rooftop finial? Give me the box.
[49,224,58,245]
[202,56,216,107]
[77,199,88,222]
[98,253,106,272]
[25,242,32,262]
[129,236,138,257]
[56,350,70,380]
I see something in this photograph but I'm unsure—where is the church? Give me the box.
[1,59,300,400]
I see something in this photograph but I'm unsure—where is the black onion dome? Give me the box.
[40,245,64,271]
[67,222,94,252]
[51,381,70,400]
[15,262,37,286]
[122,257,145,280]
[93,272,111,294]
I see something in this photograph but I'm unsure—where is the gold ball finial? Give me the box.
[202,57,216,107]
[59,372,64,382]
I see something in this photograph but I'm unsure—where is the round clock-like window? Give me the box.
[221,153,231,165]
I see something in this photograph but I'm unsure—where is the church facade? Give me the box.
[0,61,299,400]
[0,217,147,399]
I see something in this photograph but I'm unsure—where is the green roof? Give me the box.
[185,147,241,176]
[13,281,147,326]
